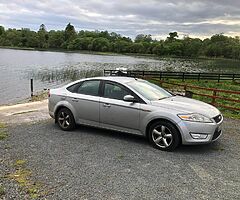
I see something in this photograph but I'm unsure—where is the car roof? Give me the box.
[92,76,136,83]
[64,76,140,88]
[83,76,137,84]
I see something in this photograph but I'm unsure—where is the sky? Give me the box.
[0,0,240,40]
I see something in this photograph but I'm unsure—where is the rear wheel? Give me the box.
[56,108,76,131]
[148,121,180,151]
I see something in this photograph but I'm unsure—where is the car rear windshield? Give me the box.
[127,80,172,101]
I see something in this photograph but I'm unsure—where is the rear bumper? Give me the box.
[49,111,55,119]
[177,118,223,145]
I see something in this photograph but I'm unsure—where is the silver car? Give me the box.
[48,76,223,151]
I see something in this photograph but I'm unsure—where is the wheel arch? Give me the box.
[145,118,182,144]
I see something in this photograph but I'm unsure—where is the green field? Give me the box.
[151,79,240,119]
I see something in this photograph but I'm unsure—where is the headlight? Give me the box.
[178,113,213,123]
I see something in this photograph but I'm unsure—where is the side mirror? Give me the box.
[123,95,136,102]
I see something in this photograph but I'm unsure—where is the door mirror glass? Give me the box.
[123,95,136,102]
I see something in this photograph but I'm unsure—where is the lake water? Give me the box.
[0,48,239,105]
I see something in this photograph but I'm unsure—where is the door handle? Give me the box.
[103,103,111,108]
[72,98,78,102]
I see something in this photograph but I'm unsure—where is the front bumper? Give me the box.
[177,115,223,145]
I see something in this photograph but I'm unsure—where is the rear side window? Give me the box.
[67,82,82,93]
[77,80,100,96]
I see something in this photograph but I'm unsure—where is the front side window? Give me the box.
[104,83,130,100]
[77,80,100,96]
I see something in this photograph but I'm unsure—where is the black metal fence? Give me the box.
[104,70,240,82]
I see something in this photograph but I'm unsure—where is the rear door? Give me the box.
[67,80,101,126]
[100,81,140,133]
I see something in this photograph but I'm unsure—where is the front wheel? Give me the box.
[56,108,76,131]
[148,121,180,151]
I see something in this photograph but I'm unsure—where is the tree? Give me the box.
[166,32,178,42]
[48,30,65,48]
[37,24,49,48]
[165,41,184,56]
[135,34,152,43]
[39,24,47,32]
[129,43,144,53]
[113,40,131,53]
[91,37,110,52]
[0,26,4,36]
[64,23,76,42]
[67,37,94,50]
[0,24,240,60]
[152,42,166,56]
[182,37,202,57]
[3,29,21,46]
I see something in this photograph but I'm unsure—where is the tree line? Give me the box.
[0,23,240,59]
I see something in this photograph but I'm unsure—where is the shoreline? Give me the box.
[0,90,48,107]
[1,46,240,62]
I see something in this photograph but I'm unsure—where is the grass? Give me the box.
[150,79,240,119]
[0,185,5,196]
[0,122,8,140]
[29,91,48,102]
[0,123,6,129]
[0,131,8,140]
[116,154,124,159]
[15,159,27,166]
[7,159,44,199]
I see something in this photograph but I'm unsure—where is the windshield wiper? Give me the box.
[158,97,170,100]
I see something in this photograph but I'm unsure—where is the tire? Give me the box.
[56,108,76,131]
[148,120,180,151]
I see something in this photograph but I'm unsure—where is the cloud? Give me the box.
[0,0,239,39]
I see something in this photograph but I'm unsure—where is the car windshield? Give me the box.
[127,80,172,101]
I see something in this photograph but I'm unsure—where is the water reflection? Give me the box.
[31,68,103,83]
[27,59,207,84]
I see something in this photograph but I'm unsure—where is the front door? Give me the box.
[100,81,140,133]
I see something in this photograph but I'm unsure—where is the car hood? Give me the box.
[151,96,220,118]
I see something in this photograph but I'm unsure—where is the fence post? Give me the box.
[217,74,220,83]
[129,71,131,77]
[160,72,162,80]
[182,72,185,82]
[30,79,33,97]
[232,74,235,81]
[211,90,217,105]
[159,80,163,87]
[184,84,187,93]
[198,73,200,81]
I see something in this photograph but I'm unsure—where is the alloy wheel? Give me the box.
[152,125,173,148]
[58,111,70,129]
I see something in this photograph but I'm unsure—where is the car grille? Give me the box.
[212,128,221,140]
[213,114,222,123]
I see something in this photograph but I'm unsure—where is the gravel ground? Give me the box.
[0,118,240,200]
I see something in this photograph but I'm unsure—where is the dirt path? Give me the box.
[0,99,49,124]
